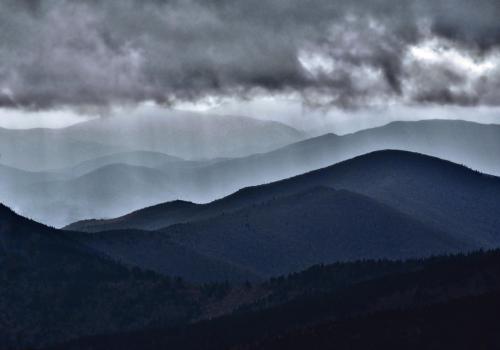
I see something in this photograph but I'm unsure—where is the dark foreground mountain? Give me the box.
[239,292,500,350]
[48,249,500,350]
[68,150,500,251]
[4,198,500,350]
[0,204,225,350]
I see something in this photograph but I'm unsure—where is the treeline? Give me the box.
[49,249,500,350]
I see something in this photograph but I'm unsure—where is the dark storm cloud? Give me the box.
[0,0,499,109]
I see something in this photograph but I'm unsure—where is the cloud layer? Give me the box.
[1,0,499,109]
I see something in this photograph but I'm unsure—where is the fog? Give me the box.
[0,108,499,227]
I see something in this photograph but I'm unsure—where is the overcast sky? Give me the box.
[1,0,499,130]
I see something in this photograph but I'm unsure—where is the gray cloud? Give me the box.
[0,0,499,110]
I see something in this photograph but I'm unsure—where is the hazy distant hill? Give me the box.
[0,152,216,227]
[55,151,185,177]
[349,119,500,176]
[68,151,500,251]
[0,164,52,195]
[0,112,305,226]
[166,119,500,202]
[3,119,500,227]
[21,164,180,227]
[0,127,125,171]
[1,159,220,227]
[63,119,500,223]
[0,165,70,220]
[60,111,306,160]
[0,112,305,171]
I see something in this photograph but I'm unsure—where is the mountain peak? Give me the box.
[0,202,19,220]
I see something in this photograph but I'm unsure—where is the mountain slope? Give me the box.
[20,164,179,227]
[157,119,500,202]
[64,120,500,229]
[348,119,500,176]
[49,249,500,350]
[73,187,471,281]
[0,164,51,199]
[240,292,500,350]
[0,204,207,350]
[156,187,470,277]
[75,229,260,283]
[68,151,500,251]
[66,200,200,232]
[54,151,184,177]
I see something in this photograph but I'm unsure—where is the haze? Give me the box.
[0,0,499,226]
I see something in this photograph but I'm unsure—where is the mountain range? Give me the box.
[3,193,500,349]
[0,111,305,171]
[68,150,500,243]
[2,148,500,349]
[66,150,500,282]
[74,186,466,281]
[1,118,499,227]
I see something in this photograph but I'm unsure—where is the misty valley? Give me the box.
[1,115,500,349]
[2,116,500,228]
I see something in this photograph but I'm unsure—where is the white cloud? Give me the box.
[0,108,95,129]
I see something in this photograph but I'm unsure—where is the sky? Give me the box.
[1,0,500,131]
